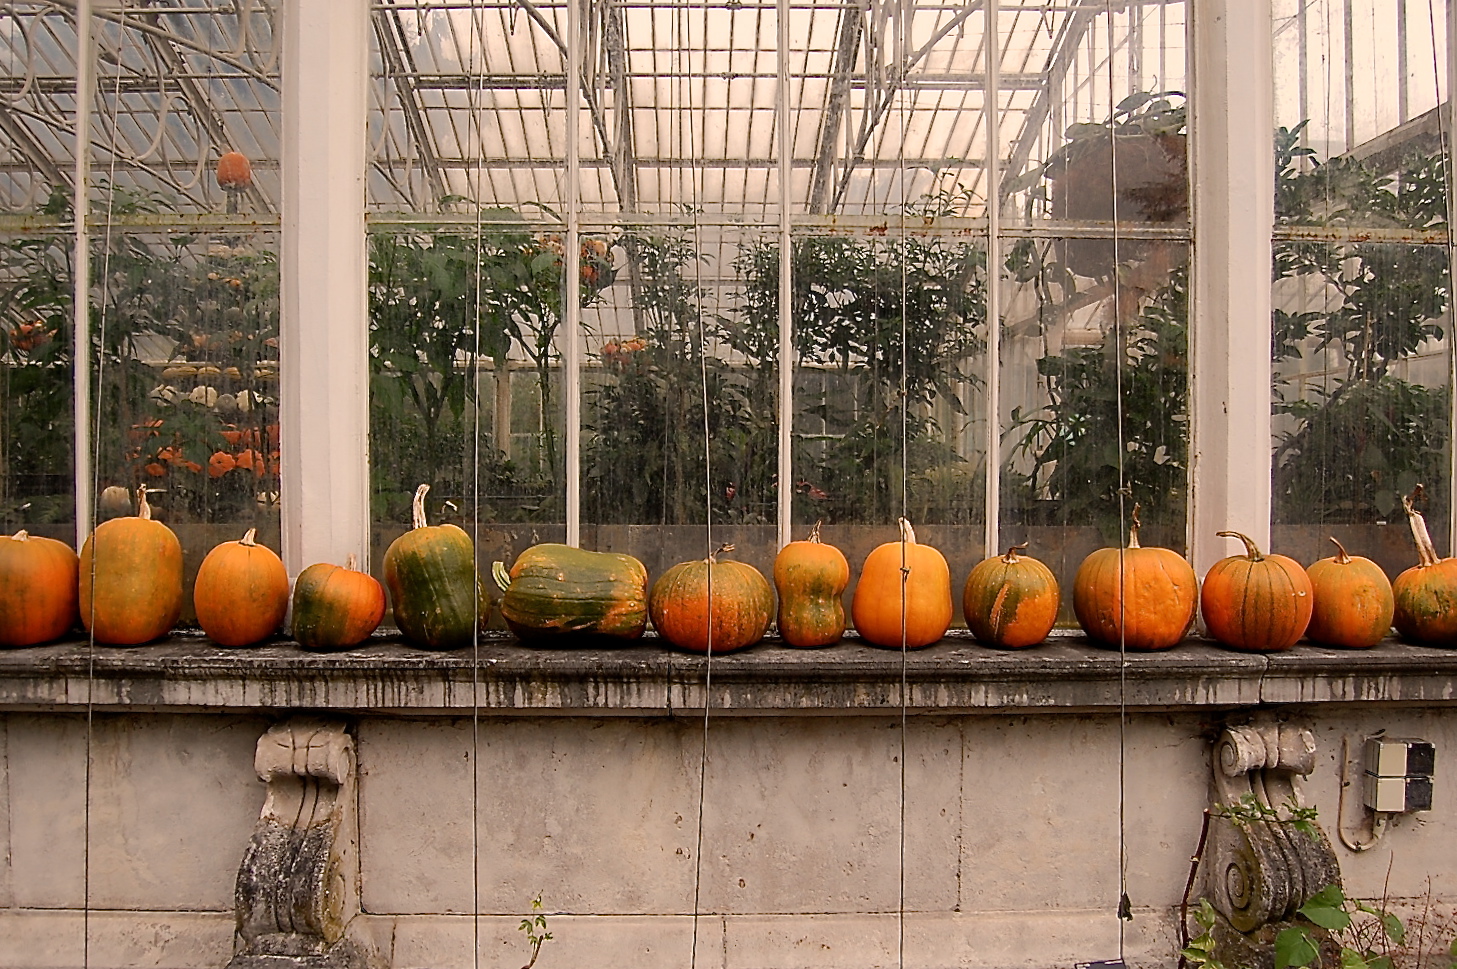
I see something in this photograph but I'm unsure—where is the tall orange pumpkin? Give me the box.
[851,518,952,649]
[962,543,1060,649]
[1392,488,1457,646]
[1072,505,1196,651]
[0,530,80,647]
[79,487,183,645]
[1200,531,1312,652]
[1305,537,1394,649]
[194,528,289,647]
[649,544,774,653]
[773,522,850,648]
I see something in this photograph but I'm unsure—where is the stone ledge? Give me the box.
[2,631,1456,714]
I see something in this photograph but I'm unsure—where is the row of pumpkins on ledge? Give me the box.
[1,484,1454,653]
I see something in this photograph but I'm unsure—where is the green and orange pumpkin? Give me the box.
[962,543,1060,649]
[649,544,774,653]
[773,522,850,648]
[291,554,386,651]
[1200,531,1312,652]
[1392,488,1457,646]
[1305,537,1394,649]
[494,543,648,642]
[383,484,487,650]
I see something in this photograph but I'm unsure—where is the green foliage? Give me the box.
[517,893,552,969]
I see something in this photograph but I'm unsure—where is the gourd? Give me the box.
[962,543,1059,649]
[1305,537,1394,648]
[649,544,774,653]
[215,151,252,190]
[494,543,648,642]
[291,555,386,651]
[382,484,486,650]
[1392,488,1457,645]
[0,530,80,647]
[1200,530,1313,652]
[193,528,289,647]
[79,487,183,645]
[772,522,850,648]
[851,518,952,649]
[1072,505,1196,651]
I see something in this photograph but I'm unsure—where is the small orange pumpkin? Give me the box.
[963,543,1060,649]
[1201,531,1313,652]
[1073,505,1197,651]
[1392,487,1457,646]
[291,554,387,651]
[79,487,183,645]
[193,528,289,647]
[773,521,850,648]
[1305,537,1394,649]
[649,544,775,653]
[216,150,252,190]
[851,518,952,649]
[0,530,80,647]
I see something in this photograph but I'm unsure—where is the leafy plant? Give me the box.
[517,892,553,969]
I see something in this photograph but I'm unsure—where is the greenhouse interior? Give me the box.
[2,1,1457,968]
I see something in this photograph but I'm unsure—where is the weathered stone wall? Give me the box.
[3,640,1456,969]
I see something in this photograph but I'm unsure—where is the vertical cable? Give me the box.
[74,4,94,965]
[894,3,910,968]
[1427,0,1457,552]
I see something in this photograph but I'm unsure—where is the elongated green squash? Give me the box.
[382,484,486,650]
[494,543,648,642]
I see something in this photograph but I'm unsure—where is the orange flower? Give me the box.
[235,448,265,476]
[208,451,236,477]
[144,462,167,477]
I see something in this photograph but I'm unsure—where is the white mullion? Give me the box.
[73,0,94,550]
[280,0,371,575]
[984,0,1001,559]
[566,0,583,547]
[776,0,792,548]
[1189,0,1275,576]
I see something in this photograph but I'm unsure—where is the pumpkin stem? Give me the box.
[709,542,735,563]
[11,529,28,542]
[1217,530,1264,561]
[1328,536,1352,565]
[492,561,512,592]
[1003,542,1029,563]
[1403,487,1441,568]
[411,483,431,530]
[807,520,823,544]
[1127,504,1142,549]
[137,486,153,521]
[345,553,358,572]
[898,517,916,546]
[240,527,258,547]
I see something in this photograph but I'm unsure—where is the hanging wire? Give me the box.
[1427,0,1457,552]
[893,2,911,968]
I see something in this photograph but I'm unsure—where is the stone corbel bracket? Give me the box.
[228,717,377,969]
[1202,722,1342,969]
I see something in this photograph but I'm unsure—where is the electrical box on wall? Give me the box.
[1362,738,1435,813]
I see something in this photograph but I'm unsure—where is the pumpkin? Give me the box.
[851,518,952,649]
[1392,487,1457,645]
[382,484,486,650]
[962,543,1060,649]
[1305,537,1394,648]
[773,521,850,648]
[1072,505,1196,651]
[493,543,648,642]
[1200,531,1313,652]
[0,530,80,647]
[216,150,252,190]
[79,487,183,645]
[291,554,386,650]
[649,544,774,653]
[193,528,289,647]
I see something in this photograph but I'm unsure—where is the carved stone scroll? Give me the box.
[1202,722,1342,969]
[228,718,376,969]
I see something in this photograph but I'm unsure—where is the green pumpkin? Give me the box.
[382,484,486,650]
[494,543,649,642]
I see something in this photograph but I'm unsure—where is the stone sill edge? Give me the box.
[2,631,1456,714]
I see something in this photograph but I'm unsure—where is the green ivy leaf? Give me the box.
[1300,885,1351,931]
[1275,927,1321,969]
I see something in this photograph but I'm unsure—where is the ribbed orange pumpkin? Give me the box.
[851,518,952,649]
[1392,489,1457,646]
[1305,537,1394,648]
[291,555,387,651]
[215,150,252,190]
[1200,531,1313,652]
[0,530,79,646]
[773,522,850,648]
[79,487,183,645]
[963,543,1060,649]
[193,528,289,647]
[649,544,774,653]
[1073,506,1196,651]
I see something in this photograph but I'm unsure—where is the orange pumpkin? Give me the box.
[962,543,1060,649]
[851,518,952,649]
[193,528,289,647]
[216,150,252,190]
[1305,537,1394,648]
[0,530,80,646]
[1072,505,1196,651]
[773,521,850,648]
[79,487,183,645]
[1392,488,1457,646]
[291,554,387,651]
[1201,531,1313,652]
[649,544,774,653]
